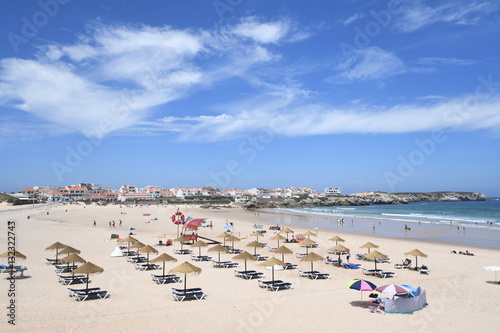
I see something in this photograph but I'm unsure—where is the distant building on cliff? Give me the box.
[324,187,341,196]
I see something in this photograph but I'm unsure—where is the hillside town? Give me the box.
[11,184,343,204]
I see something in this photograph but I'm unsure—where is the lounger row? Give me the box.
[134,263,161,271]
[127,256,147,264]
[151,274,181,284]
[45,258,62,265]
[212,260,239,268]
[283,263,298,270]
[0,265,28,277]
[121,251,138,257]
[341,263,361,269]
[174,249,193,255]
[234,270,264,280]
[298,270,331,280]
[258,280,293,291]
[172,288,205,301]
[67,287,110,301]
[362,268,396,278]
[255,255,269,261]
[357,254,391,263]
[57,275,90,285]
[54,264,78,273]
[191,255,212,261]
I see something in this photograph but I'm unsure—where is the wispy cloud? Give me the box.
[338,13,366,26]
[393,1,497,33]
[0,18,305,138]
[417,57,476,66]
[335,47,407,81]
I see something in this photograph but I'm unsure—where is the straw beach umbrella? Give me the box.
[404,249,428,270]
[59,253,86,271]
[174,236,189,250]
[250,231,264,242]
[281,227,294,241]
[218,232,231,246]
[329,236,345,245]
[72,262,104,292]
[169,261,201,293]
[190,240,208,256]
[300,252,324,272]
[360,242,379,253]
[364,250,388,271]
[151,253,177,276]
[329,244,350,265]
[0,250,27,260]
[259,257,285,282]
[233,251,257,271]
[208,244,228,262]
[225,235,241,249]
[58,246,81,256]
[270,234,286,248]
[120,236,137,253]
[130,241,146,258]
[299,238,316,254]
[139,245,159,263]
[246,240,265,256]
[45,242,67,263]
[273,246,293,262]
[303,231,316,238]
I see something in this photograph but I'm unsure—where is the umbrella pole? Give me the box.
[85,273,89,292]
[218,252,221,262]
[415,256,418,270]
[162,262,165,277]
[244,260,247,271]
[272,267,275,282]
[184,273,187,292]
[311,261,313,272]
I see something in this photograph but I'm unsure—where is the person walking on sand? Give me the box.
[119,220,122,227]
[113,221,115,228]
[93,220,96,227]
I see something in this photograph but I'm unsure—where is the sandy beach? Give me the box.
[1,202,500,333]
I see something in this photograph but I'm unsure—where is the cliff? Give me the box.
[242,191,489,209]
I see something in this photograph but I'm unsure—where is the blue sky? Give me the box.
[1,0,499,196]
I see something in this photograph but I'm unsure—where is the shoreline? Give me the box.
[251,207,500,250]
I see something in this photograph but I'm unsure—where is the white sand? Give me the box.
[1,202,499,333]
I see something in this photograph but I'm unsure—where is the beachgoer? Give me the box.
[109,221,112,227]
[93,220,96,227]
[119,220,122,226]
[112,221,115,228]
[346,253,350,262]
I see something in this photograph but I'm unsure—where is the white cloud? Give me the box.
[339,13,366,26]
[233,17,290,44]
[417,57,476,66]
[393,1,497,32]
[337,47,407,81]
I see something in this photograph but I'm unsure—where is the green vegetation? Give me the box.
[0,193,16,203]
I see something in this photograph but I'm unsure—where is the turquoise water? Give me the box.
[279,199,500,229]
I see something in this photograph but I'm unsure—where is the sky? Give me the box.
[0,0,499,196]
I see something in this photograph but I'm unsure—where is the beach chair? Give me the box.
[295,253,307,258]
[151,274,181,284]
[298,270,320,278]
[67,287,101,297]
[341,262,361,269]
[376,271,396,278]
[356,254,365,260]
[234,270,255,277]
[258,280,283,289]
[362,268,382,276]
[58,275,90,285]
[174,249,193,255]
[324,258,339,265]
[311,272,331,280]
[394,259,412,269]
[45,258,62,265]
[54,264,78,273]
[283,263,298,270]
[229,248,243,254]
[171,288,205,301]
[74,290,110,302]
[0,264,8,273]
[121,251,138,257]
[135,263,161,271]
[268,282,293,291]
[127,256,147,263]
[223,262,239,268]
[255,255,269,261]
[3,266,28,278]
[418,265,430,274]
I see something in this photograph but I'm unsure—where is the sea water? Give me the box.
[279,199,500,229]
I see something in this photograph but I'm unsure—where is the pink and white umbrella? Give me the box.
[375,284,412,295]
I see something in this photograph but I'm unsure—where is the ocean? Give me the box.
[278,199,500,229]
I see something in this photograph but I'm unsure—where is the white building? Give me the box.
[325,187,342,196]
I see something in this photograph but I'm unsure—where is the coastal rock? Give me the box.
[242,191,488,210]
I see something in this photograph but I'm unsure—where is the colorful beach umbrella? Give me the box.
[376,284,412,295]
[483,266,500,282]
[346,279,377,300]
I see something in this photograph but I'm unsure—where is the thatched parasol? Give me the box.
[300,252,324,272]
[404,249,428,269]
[273,245,293,262]
[364,250,388,270]
[250,231,265,242]
[169,261,201,292]
[174,236,189,250]
[59,253,86,272]
[299,238,317,254]
[0,250,27,260]
[328,244,350,264]
[45,242,67,263]
[233,251,257,271]
[58,246,81,256]
[218,232,231,246]
[139,245,159,263]
[246,240,265,256]
[303,230,316,238]
[208,244,229,262]
[190,240,208,256]
[281,227,294,241]
[225,235,241,248]
[120,236,137,252]
[259,257,285,282]
[329,236,345,245]
[360,242,379,253]
[72,262,104,292]
[270,234,286,248]
[151,253,177,276]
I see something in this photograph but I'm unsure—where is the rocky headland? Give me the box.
[243,191,489,209]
